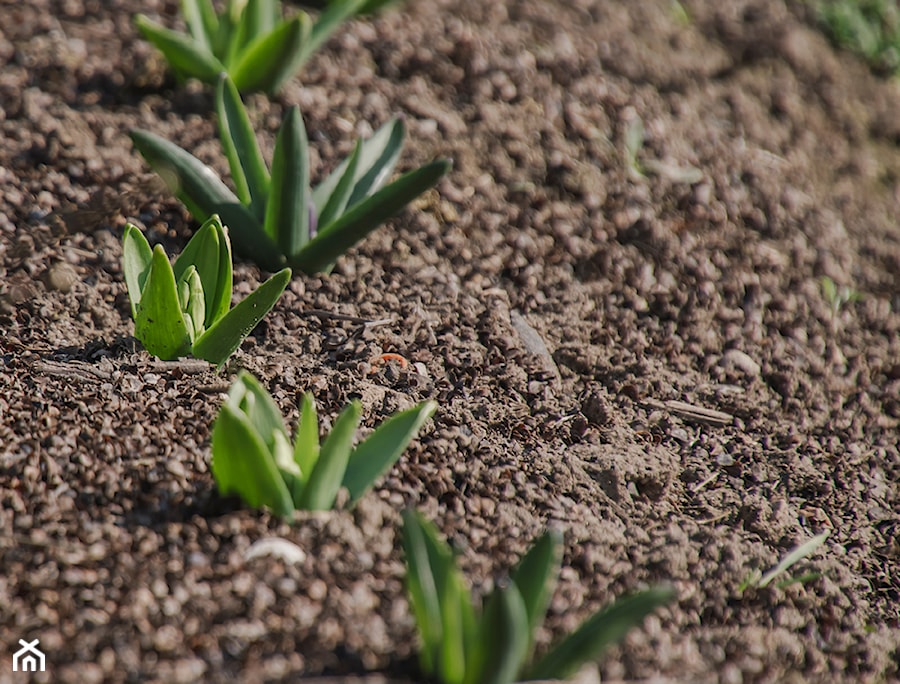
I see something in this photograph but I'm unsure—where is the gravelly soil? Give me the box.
[1,0,899,682]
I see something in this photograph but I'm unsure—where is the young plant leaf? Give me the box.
[264,107,310,257]
[294,159,451,273]
[311,117,405,210]
[342,399,437,506]
[216,74,271,220]
[229,15,311,95]
[134,14,226,82]
[133,246,193,360]
[315,139,361,230]
[301,0,369,68]
[191,267,291,366]
[122,224,154,318]
[510,529,563,658]
[181,0,216,53]
[172,215,232,328]
[756,531,830,589]
[526,586,675,681]
[130,129,284,271]
[292,392,320,487]
[211,402,295,517]
[296,400,360,510]
[436,568,471,684]
[402,510,452,677]
[476,585,530,684]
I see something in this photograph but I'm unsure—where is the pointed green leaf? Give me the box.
[437,569,471,684]
[475,585,530,684]
[526,587,675,681]
[122,224,154,319]
[232,371,291,448]
[216,74,271,220]
[211,403,295,517]
[229,15,312,94]
[191,267,290,366]
[130,129,284,271]
[263,107,310,257]
[240,0,279,45]
[294,159,450,273]
[312,117,404,210]
[342,400,436,506]
[757,531,830,589]
[402,511,452,677]
[316,140,361,229]
[296,400,360,510]
[181,0,216,52]
[134,14,226,82]
[302,0,368,67]
[293,392,320,485]
[510,530,563,659]
[134,246,193,360]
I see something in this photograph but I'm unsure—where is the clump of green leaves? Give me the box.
[402,511,675,684]
[817,0,900,75]
[740,531,831,593]
[212,371,436,515]
[134,0,369,94]
[123,214,290,365]
[131,74,450,274]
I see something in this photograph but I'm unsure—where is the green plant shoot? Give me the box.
[131,74,451,274]
[122,214,290,365]
[134,0,370,94]
[212,371,437,516]
[402,511,675,684]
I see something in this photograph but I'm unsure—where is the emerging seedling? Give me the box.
[131,74,451,274]
[212,371,436,516]
[122,214,290,365]
[402,511,675,684]
[740,530,831,592]
[134,0,369,94]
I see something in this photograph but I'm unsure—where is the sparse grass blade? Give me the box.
[526,587,675,681]
[342,400,436,506]
[264,107,311,256]
[230,15,311,94]
[216,74,271,218]
[134,14,225,81]
[294,159,451,273]
[134,246,194,360]
[296,400,360,510]
[212,403,295,517]
[192,267,291,366]
[757,531,830,589]
[122,225,153,317]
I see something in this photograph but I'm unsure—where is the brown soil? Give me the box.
[2,0,899,682]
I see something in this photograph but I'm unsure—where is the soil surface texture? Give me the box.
[1,0,899,682]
